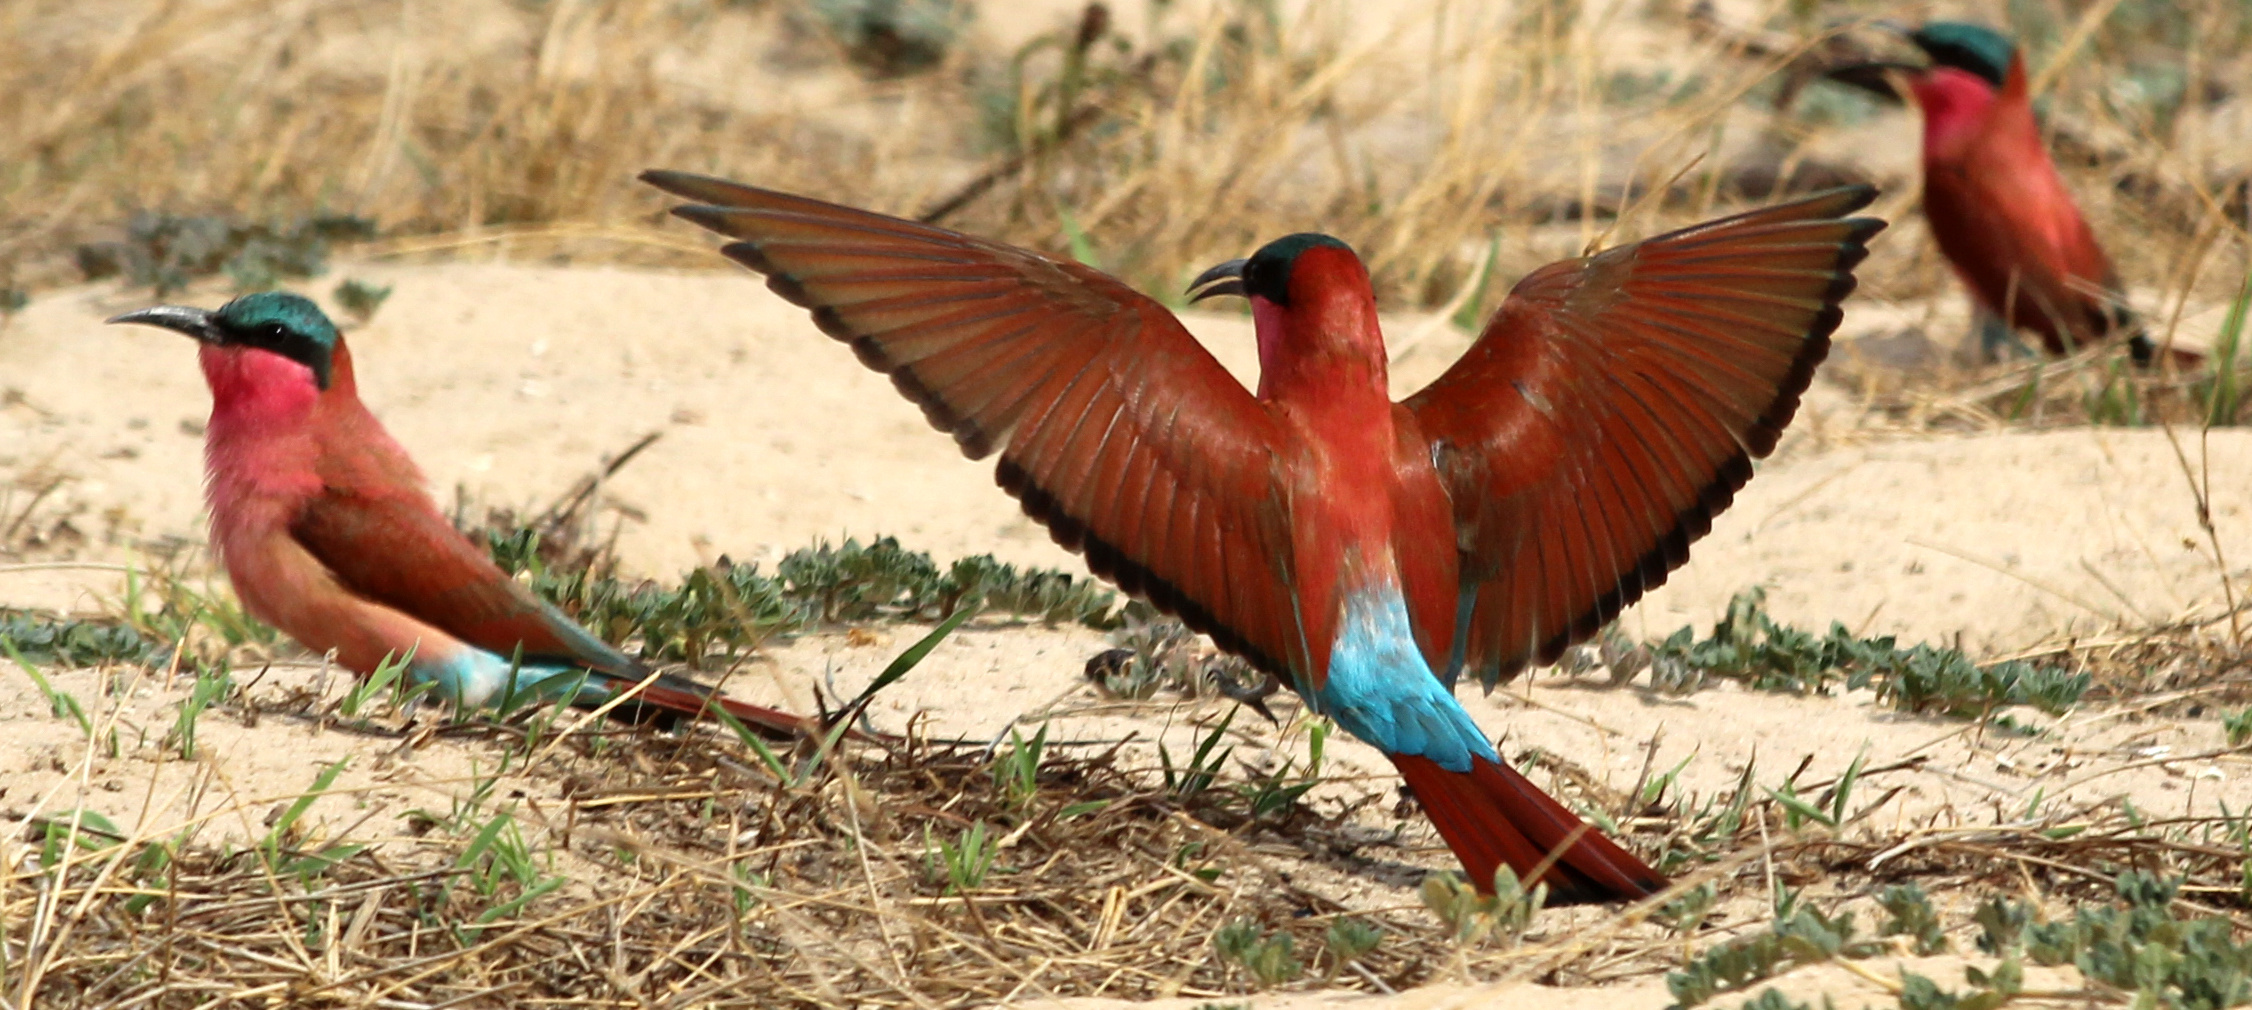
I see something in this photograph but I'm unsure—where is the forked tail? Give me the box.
[1391,753,1666,905]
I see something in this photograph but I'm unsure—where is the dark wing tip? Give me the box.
[641,169,739,203]
[997,458,1287,678]
[1516,201,1888,674]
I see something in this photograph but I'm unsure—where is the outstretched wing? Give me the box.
[289,488,639,677]
[644,171,1306,677]
[1406,187,1885,687]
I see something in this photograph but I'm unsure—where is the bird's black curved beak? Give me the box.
[1816,19,1926,96]
[1186,258,1248,303]
[107,305,226,344]
[1822,58,1926,93]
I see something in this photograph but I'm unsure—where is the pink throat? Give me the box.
[1251,297,1291,398]
[200,344,322,425]
[1911,67,1999,158]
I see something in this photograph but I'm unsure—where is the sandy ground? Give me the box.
[3,263,2250,1008]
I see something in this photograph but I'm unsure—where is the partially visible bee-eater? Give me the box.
[112,294,824,732]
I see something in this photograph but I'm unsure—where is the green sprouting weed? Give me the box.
[710,704,795,783]
[843,603,974,716]
[332,277,392,322]
[1237,720,1327,821]
[2,635,91,737]
[1056,204,1102,269]
[448,806,564,943]
[1213,918,1304,987]
[34,810,126,869]
[1655,761,1759,875]
[1160,709,1236,802]
[924,822,998,894]
[339,646,421,719]
[2082,356,2145,426]
[122,837,179,915]
[259,758,349,867]
[1420,867,1543,947]
[1765,749,1866,832]
[1643,751,1698,806]
[2200,252,2250,427]
[731,860,766,915]
[1171,841,1222,883]
[118,567,280,658]
[2223,707,2252,748]
[1877,882,1950,955]
[992,724,1047,810]
[166,665,232,760]
[1450,235,1503,331]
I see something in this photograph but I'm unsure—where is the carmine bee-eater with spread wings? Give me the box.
[1847,21,2179,366]
[112,293,823,733]
[646,170,1883,903]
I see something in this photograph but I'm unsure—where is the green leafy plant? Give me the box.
[165,665,233,759]
[1214,918,1305,987]
[332,277,393,322]
[1646,588,2089,720]
[483,530,1115,668]
[76,211,376,295]
[1986,871,2252,1010]
[1658,882,1720,936]
[0,610,166,668]
[1323,917,1383,976]
[1877,882,1950,956]
[1667,895,1880,1009]
[1420,866,1543,947]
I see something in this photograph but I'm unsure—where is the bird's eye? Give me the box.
[263,323,288,341]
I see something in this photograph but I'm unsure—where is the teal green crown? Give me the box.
[1911,21,2014,88]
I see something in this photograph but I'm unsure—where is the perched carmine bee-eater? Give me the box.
[645,170,1883,903]
[111,293,820,733]
[1861,22,2172,365]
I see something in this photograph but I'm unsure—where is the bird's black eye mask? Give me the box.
[108,291,340,390]
[1186,232,1354,307]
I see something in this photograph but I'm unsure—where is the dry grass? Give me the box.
[3,638,2247,1008]
[9,0,2242,324]
[6,1,2252,1007]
